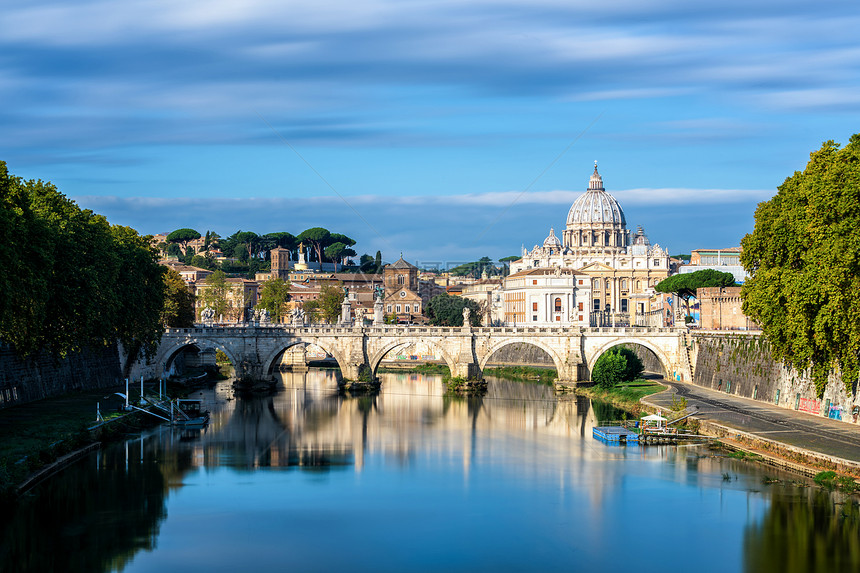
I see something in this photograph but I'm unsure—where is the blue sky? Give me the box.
[3,0,859,267]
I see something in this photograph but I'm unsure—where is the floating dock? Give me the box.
[593,426,640,444]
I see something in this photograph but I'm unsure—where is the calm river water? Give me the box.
[2,370,858,572]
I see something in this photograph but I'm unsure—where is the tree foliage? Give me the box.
[258,278,291,322]
[297,227,331,264]
[0,161,165,360]
[166,228,200,253]
[655,269,736,301]
[303,284,344,323]
[199,270,230,320]
[425,294,481,326]
[592,346,644,389]
[741,134,860,397]
[592,351,626,389]
[161,268,196,328]
[448,256,498,278]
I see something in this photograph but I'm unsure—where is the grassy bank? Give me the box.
[376,363,557,385]
[483,365,557,385]
[575,379,668,415]
[0,379,196,501]
[376,363,450,375]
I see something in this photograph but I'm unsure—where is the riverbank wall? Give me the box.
[690,332,859,425]
[0,342,122,409]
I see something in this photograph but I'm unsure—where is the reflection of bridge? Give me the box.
[143,325,691,386]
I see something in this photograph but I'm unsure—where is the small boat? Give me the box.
[172,399,211,427]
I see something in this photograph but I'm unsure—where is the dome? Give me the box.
[565,163,626,227]
[543,227,561,248]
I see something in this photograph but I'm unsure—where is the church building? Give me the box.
[506,163,670,326]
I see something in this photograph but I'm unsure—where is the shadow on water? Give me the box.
[0,439,181,572]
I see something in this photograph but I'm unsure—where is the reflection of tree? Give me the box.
[589,398,627,423]
[744,488,860,572]
[0,443,180,572]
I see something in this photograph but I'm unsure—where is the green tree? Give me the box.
[261,232,297,258]
[741,134,860,396]
[499,255,519,276]
[359,251,383,274]
[448,256,497,278]
[200,270,230,320]
[314,284,344,323]
[592,350,627,389]
[161,268,196,327]
[324,242,347,271]
[258,278,291,322]
[297,227,331,263]
[189,254,215,270]
[166,228,200,254]
[0,162,165,362]
[616,346,644,381]
[425,294,481,326]
[655,269,735,317]
[592,346,644,388]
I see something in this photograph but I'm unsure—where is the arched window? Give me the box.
[621,279,628,290]
[554,298,562,312]
[593,278,601,289]
[636,280,642,290]
[397,275,404,285]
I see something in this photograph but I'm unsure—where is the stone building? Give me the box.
[697,286,758,331]
[383,257,424,322]
[508,163,670,326]
[460,274,504,326]
[503,267,592,326]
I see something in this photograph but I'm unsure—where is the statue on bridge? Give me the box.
[201,307,215,326]
[291,307,306,326]
[462,306,471,327]
[374,285,384,303]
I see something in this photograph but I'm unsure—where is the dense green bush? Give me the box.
[592,346,645,389]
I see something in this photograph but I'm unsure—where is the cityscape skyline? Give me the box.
[3,0,859,261]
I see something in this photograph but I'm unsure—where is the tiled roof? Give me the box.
[387,257,417,270]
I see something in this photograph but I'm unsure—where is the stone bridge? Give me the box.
[141,325,692,387]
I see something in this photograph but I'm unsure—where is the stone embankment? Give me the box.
[0,343,122,410]
[690,331,859,425]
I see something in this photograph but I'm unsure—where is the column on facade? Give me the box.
[545,292,550,323]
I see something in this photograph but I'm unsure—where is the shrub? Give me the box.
[593,350,626,389]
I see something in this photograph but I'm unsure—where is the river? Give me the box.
[1,370,858,572]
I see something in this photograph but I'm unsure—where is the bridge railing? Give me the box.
[165,324,685,336]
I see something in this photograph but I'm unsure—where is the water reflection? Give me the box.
[1,370,857,572]
[744,488,860,572]
[0,437,181,572]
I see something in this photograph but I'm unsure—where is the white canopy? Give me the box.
[641,414,668,422]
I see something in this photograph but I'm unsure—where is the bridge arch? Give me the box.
[159,338,241,378]
[260,339,349,377]
[368,339,456,377]
[478,338,565,376]
[585,337,672,380]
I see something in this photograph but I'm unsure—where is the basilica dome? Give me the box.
[565,164,626,227]
[543,227,561,249]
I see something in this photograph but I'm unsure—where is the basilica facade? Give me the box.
[505,164,670,326]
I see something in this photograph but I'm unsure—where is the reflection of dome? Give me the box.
[543,227,561,249]
[565,163,626,227]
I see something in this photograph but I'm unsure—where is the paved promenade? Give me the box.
[643,381,860,467]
